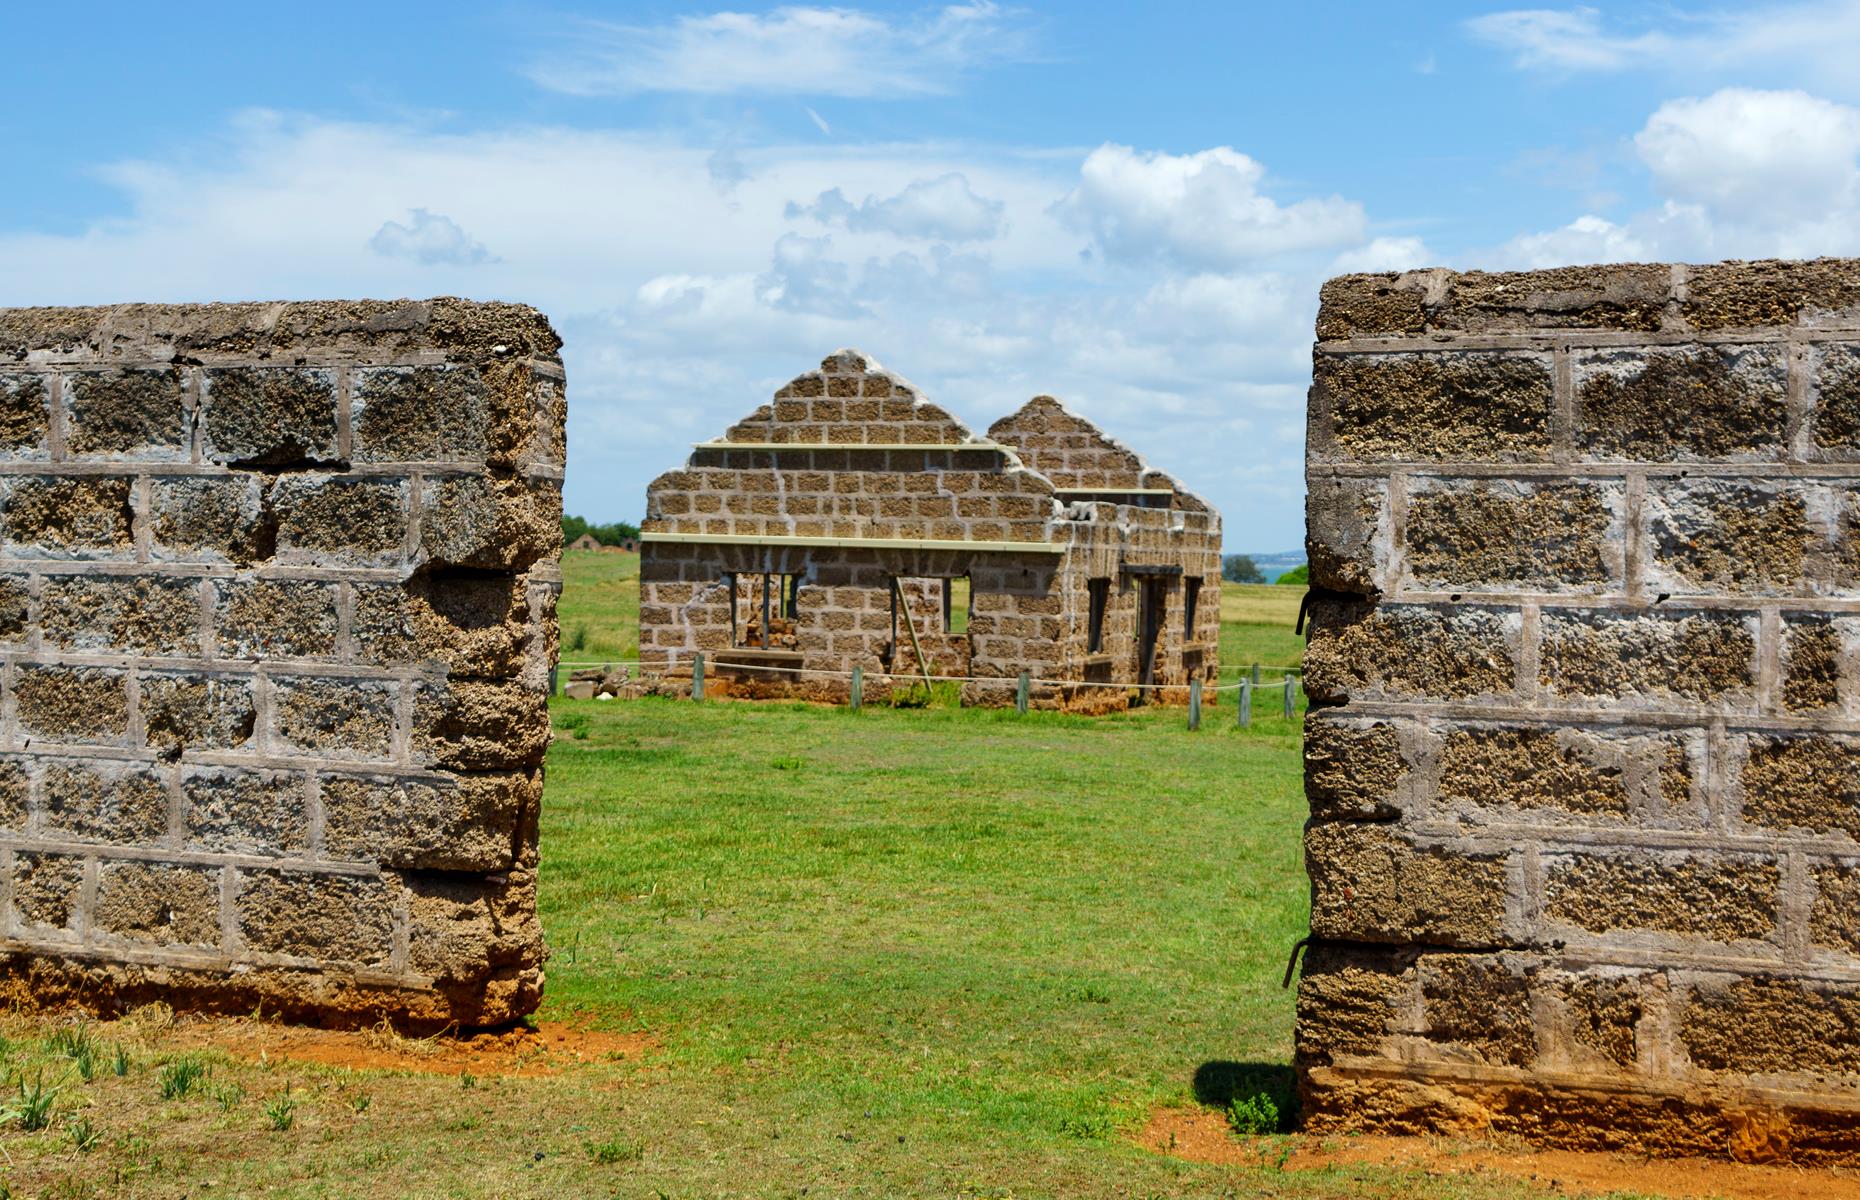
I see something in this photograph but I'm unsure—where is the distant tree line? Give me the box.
[1222,556,1308,586]
[563,515,641,546]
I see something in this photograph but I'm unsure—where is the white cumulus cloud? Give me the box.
[529,3,1038,99]
[1495,88,1860,267]
[368,208,495,266]
[787,173,1006,240]
[1049,144,1366,269]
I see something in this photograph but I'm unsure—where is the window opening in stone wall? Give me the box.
[943,576,971,634]
[732,572,801,649]
[1183,577,1201,639]
[1086,577,1111,653]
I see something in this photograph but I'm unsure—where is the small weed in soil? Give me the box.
[5,1071,57,1132]
[158,1059,207,1100]
[586,1137,643,1164]
[264,1092,296,1132]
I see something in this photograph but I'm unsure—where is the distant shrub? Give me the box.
[1275,564,1309,586]
[1222,555,1266,584]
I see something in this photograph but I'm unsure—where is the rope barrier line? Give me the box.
[554,656,1300,694]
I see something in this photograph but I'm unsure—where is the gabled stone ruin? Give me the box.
[1299,257,1860,1161]
[638,350,1220,709]
[0,299,564,1030]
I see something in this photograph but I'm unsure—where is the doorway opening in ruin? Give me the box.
[1133,577,1167,704]
[886,575,971,676]
[729,572,801,649]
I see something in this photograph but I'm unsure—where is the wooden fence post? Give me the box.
[1237,680,1251,727]
[1188,678,1202,730]
[850,665,863,711]
[1251,662,1261,685]
[1016,672,1030,714]
[1283,675,1295,718]
[692,653,705,701]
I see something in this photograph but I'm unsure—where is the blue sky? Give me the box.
[5,2,1860,551]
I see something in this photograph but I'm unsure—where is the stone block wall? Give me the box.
[1299,258,1860,1161]
[0,299,563,1030]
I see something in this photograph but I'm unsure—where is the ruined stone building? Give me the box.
[638,351,1220,708]
[1300,257,1860,1161]
[0,299,563,1030]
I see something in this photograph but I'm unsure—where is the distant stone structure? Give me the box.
[638,351,1219,708]
[1300,258,1860,1160]
[0,299,564,1029]
[568,533,601,552]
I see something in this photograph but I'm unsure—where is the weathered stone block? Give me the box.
[351,365,489,463]
[417,474,559,571]
[400,866,544,1020]
[1437,725,1634,818]
[1537,609,1756,704]
[1,477,133,556]
[1304,476,1384,594]
[141,673,256,753]
[41,760,168,846]
[0,373,50,456]
[1419,954,1536,1066]
[1810,343,1860,456]
[93,862,220,947]
[1740,734,1860,839]
[1646,479,1820,595]
[1555,971,1646,1069]
[269,475,407,568]
[149,476,265,564]
[1783,616,1844,713]
[235,869,392,964]
[64,367,187,458]
[1295,943,1408,1062]
[1403,480,1619,592]
[1543,852,1779,942]
[40,576,200,656]
[1306,822,1509,947]
[0,574,28,643]
[1304,601,1516,704]
[351,573,531,675]
[1575,345,1787,461]
[1683,258,1860,331]
[1304,715,1405,822]
[1810,862,1860,956]
[214,579,338,660]
[13,666,128,744]
[1314,274,1430,341]
[0,758,27,830]
[183,767,307,856]
[412,678,549,771]
[322,771,531,872]
[271,677,397,760]
[200,366,339,466]
[1310,350,1554,462]
[13,853,84,932]
[1681,976,1860,1076]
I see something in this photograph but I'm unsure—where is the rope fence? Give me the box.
[550,655,1304,728]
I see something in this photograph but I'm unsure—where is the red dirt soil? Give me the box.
[1137,1106,1860,1199]
[161,1018,655,1077]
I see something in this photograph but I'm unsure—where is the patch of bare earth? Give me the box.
[1136,1106,1860,1199]
[162,1016,656,1077]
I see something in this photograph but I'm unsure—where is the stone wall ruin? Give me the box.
[1298,257,1860,1160]
[0,299,564,1029]
[638,351,1220,709]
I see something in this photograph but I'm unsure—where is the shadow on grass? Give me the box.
[1193,1061,1298,1132]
